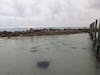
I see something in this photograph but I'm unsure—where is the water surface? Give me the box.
[0,33,98,75]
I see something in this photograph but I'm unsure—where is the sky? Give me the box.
[0,0,100,28]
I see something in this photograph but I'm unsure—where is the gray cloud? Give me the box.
[0,0,100,28]
[88,0,100,9]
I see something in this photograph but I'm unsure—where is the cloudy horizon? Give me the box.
[0,0,99,28]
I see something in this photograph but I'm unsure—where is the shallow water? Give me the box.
[0,33,98,75]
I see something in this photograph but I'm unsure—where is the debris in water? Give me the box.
[37,61,50,69]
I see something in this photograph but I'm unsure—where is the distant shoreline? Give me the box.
[0,28,88,38]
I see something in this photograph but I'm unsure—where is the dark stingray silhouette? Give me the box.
[37,61,50,69]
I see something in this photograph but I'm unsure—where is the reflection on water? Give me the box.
[96,56,100,75]
[0,33,98,75]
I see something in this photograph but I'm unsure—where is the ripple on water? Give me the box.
[81,47,88,50]
[30,47,39,53]
[71,47,77,49]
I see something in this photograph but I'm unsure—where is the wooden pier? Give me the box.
[89,19,100,58]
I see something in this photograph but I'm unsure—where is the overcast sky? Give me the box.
[0,0,99,28]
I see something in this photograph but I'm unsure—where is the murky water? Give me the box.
[0,33,99,75]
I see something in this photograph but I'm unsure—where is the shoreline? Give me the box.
[0,28,88,38]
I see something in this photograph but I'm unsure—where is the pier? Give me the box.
[89,19,100,58]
